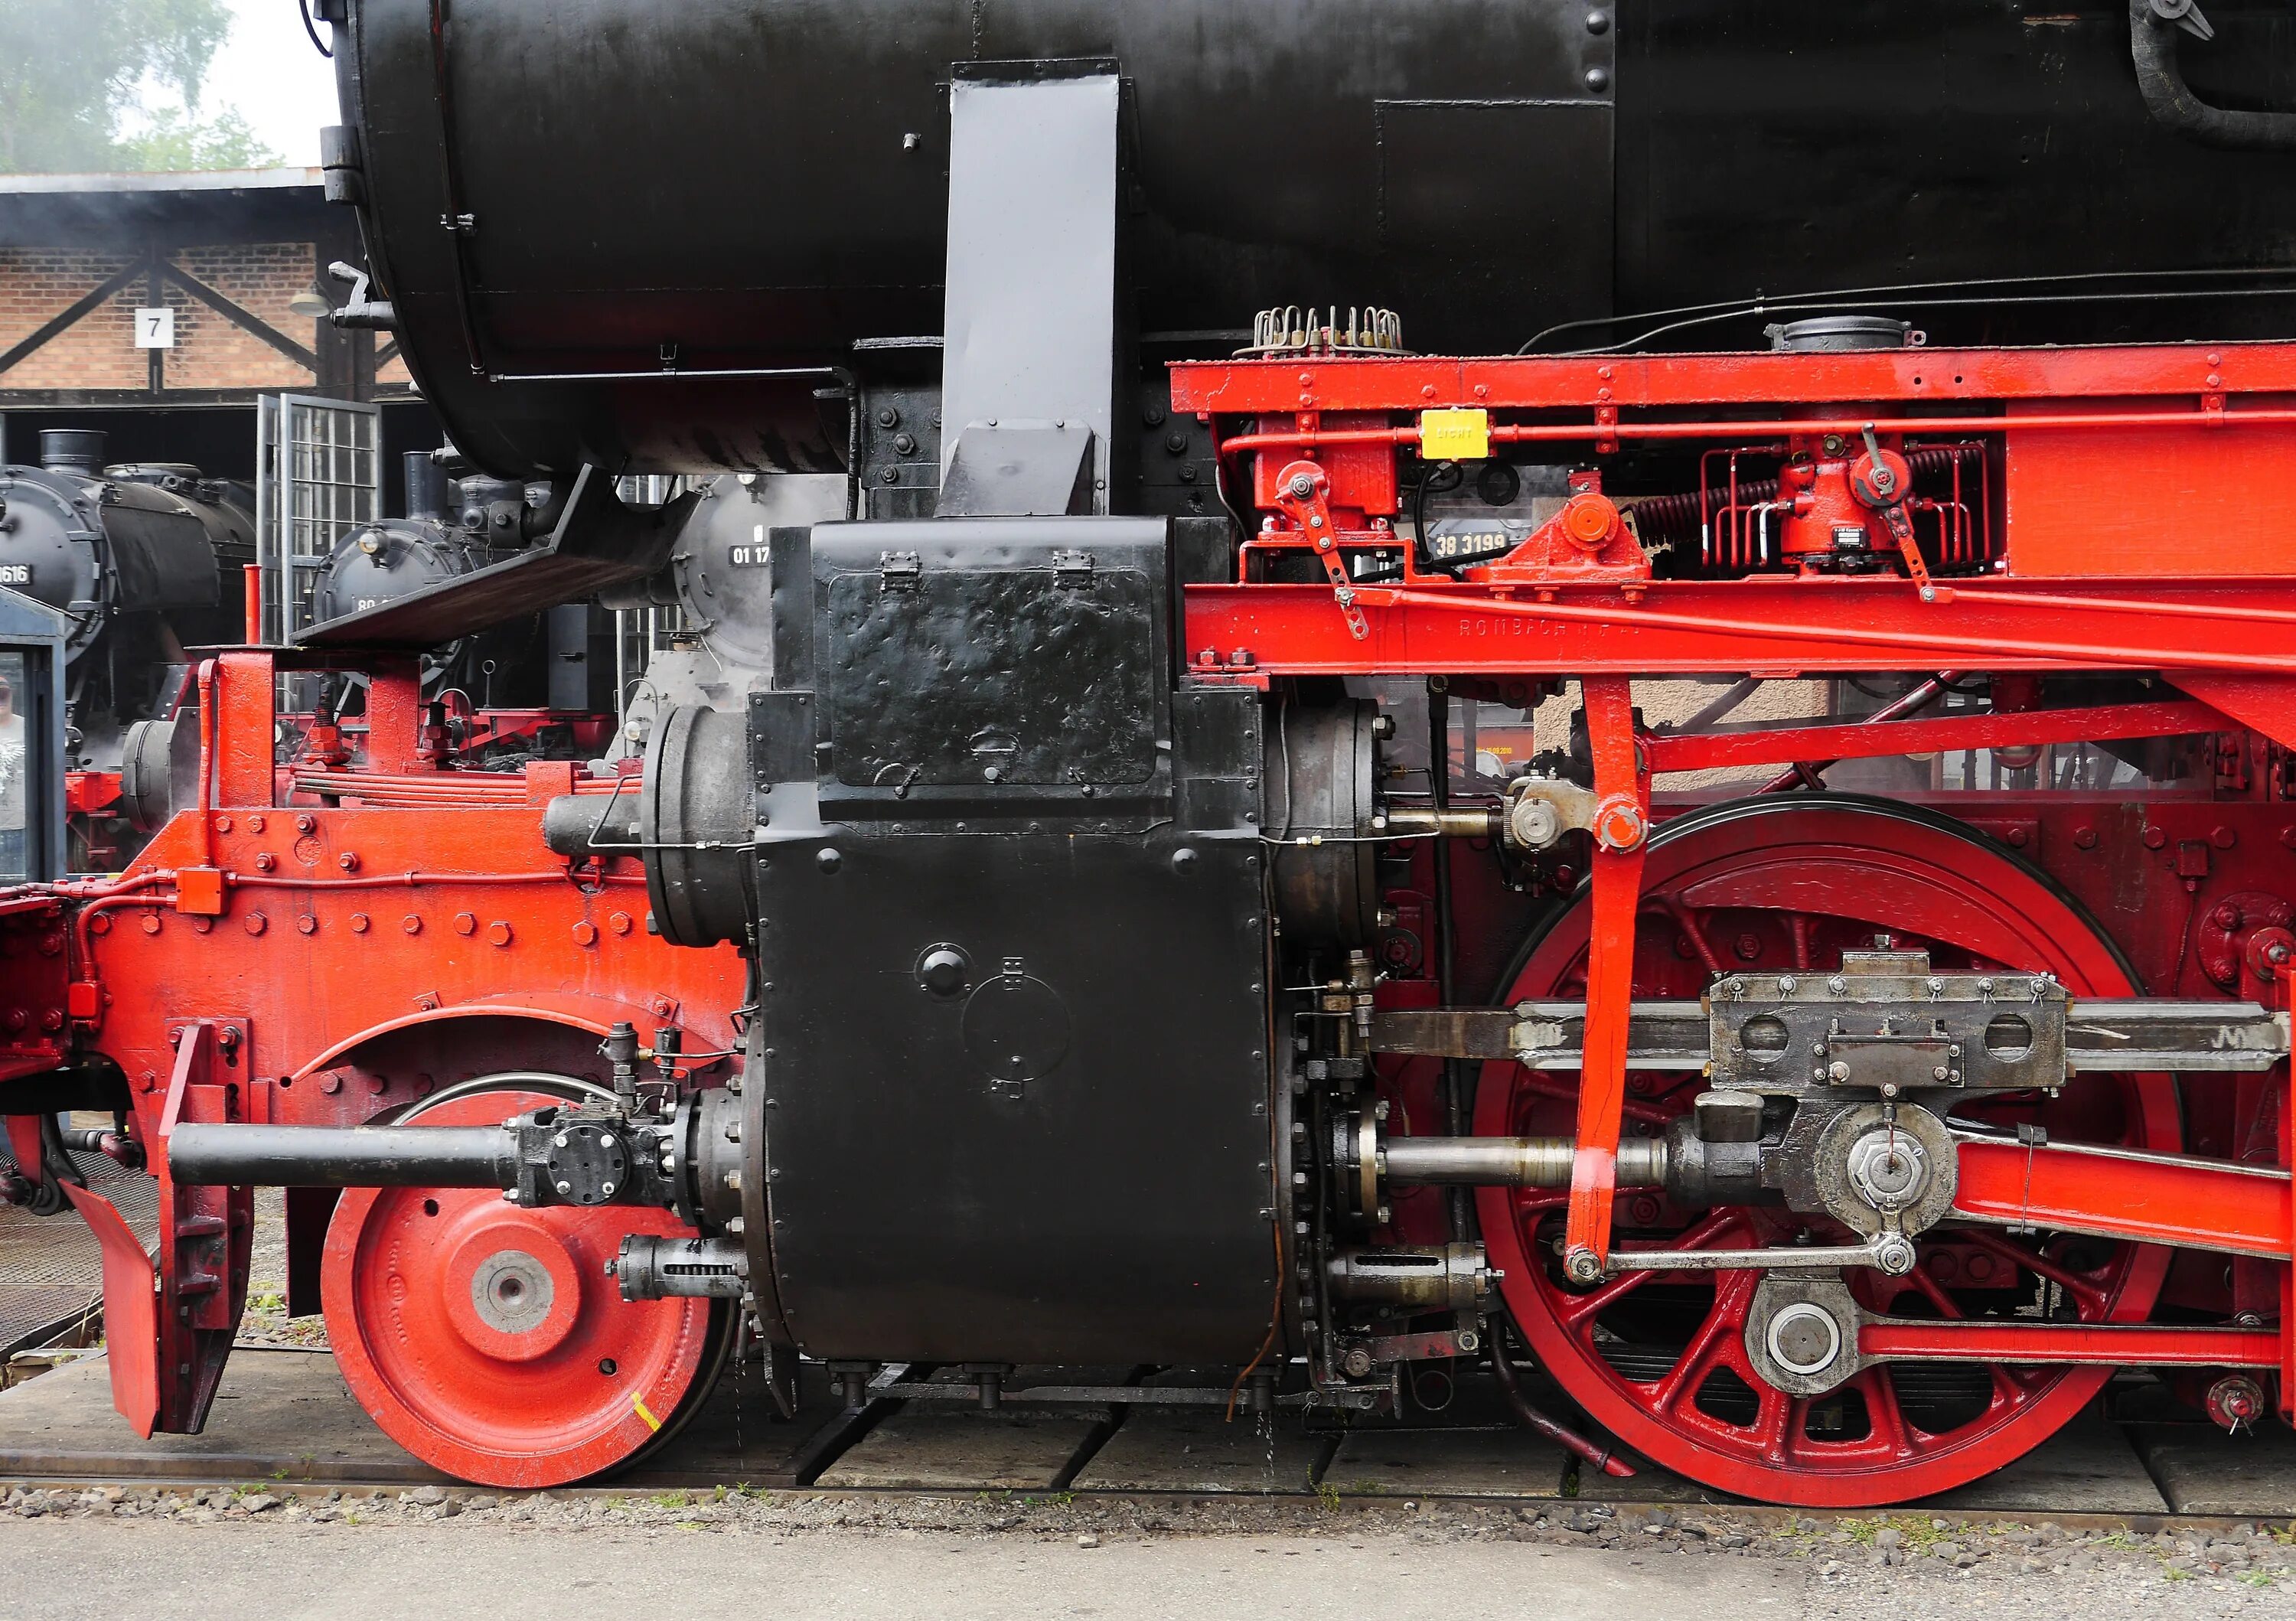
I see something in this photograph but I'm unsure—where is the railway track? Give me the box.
[0,1347,2290,1526]
[5,1419,2296,1610]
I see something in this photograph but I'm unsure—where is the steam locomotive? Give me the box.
[0,431,253,758]
[0,423,642,866]
[5,0,2296,1505]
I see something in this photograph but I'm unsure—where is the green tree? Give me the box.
[115,106,278,171]
[0,0,280,174]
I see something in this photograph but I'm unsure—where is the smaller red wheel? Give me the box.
[323,1077,728,1488]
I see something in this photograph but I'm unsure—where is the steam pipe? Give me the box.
[2130,0,2296,152]
[1489,1321,1636,1479]
[1630,447,1973,546]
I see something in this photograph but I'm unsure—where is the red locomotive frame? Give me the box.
[1168,335,2296,1496]
[2,651,743,1479]
[5,334,2296,1501]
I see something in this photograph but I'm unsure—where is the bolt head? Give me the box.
[1593,797,1647,852]
[1872,1235,1919,1276]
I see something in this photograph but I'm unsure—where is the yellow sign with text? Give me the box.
[1418,407,1490,461]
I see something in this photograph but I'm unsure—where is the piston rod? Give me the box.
[1384,1134,1671,1189]
[1381,804,1502,840]
[166,1122,518,1189]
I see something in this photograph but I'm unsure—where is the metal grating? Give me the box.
[0,1149,158,1354]
[257,392,383,648]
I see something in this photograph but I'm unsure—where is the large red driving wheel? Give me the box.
[324,1076,731,1488]
[1476,797,2180,1506]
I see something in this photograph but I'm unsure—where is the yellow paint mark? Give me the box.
[632,1394,662,1433]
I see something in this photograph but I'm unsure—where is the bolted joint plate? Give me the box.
[1710,948,2067,1097]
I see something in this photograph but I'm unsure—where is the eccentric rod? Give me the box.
[165,1122,517,1189]
[1383,1134,1670,1189]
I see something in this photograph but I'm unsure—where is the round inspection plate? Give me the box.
[961,974,1071,1084]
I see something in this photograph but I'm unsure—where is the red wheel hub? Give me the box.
[324,1081,724,1488]
[1476,798,2180,1507]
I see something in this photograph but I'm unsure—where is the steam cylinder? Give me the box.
[333,0,2296,479]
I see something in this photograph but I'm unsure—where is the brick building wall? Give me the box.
[0,242,411,393]
[3,243,311,391]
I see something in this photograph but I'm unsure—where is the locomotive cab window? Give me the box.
[0,589,65,883]
[0,651,28,882]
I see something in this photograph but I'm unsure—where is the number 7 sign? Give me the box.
[133,307,175,349]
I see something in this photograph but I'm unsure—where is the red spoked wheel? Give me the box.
[1476,796,2180,1507]
[324,1076,732,1488]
